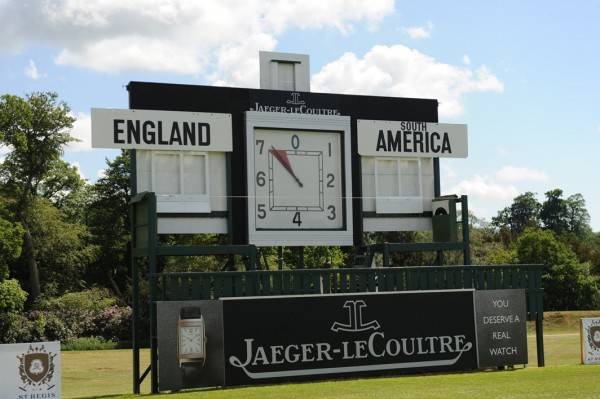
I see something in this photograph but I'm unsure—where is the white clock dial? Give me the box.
[246,112,353,246]
[253,128,344,230]
[179,326,204,356]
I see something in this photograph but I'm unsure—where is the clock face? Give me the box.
[246,112,353,246]
[179,325,204,356]
[253,128,344,231]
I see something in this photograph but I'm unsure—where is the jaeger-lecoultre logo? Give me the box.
[286,92,306,106]
[250,92,340,115]
[331,300,381,333]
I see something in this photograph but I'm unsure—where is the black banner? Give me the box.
[474,289,528,368]
[222,290,477,386]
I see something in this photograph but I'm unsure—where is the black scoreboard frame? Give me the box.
[127,81,441,246]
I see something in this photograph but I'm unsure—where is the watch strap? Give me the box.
[180,306,202,319]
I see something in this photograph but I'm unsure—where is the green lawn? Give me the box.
[63,314,600,399]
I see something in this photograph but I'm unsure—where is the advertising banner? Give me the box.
[474,289,528,368]
[581,317,600,364]
[158,290,478,390]
[223,290,477,386]
[0,341,61,399]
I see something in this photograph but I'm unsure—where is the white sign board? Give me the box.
[357,120,468,158]
[91,108,233,151]
[0,341,60,399]
[581,317,600,364]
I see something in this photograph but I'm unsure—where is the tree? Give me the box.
[564,193,591,237]
[540,189,570,235]
[0,92,75,301]
[85,151,131,299]
[515,228,599,310]
[28,198,97,295]
[539,189,591,237]
[492,192,541,242]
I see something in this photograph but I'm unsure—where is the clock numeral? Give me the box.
[327,205,336,220]
[256,139,264,154]
[328,142,332,157]
[257,204,266,219]
[293,211,302,226]
[326,173,335,188]
[291,134,300,149]
[256,171,266,187]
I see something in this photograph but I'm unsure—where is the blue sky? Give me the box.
[1,0,599,230]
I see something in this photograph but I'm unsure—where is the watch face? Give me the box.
[253,128,344,230]
[179,324,205,356]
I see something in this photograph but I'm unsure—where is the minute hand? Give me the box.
[269,147,303,187]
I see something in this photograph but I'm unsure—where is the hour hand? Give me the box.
[269,146,303,187]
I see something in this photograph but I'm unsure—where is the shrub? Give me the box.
[94,304,132,341]
[39,287,116,338]
[0,279,28,313]
[39,288,132,342]
[0,311,45,344]
[61,336,119,351]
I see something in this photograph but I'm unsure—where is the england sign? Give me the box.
[91,108,232,151]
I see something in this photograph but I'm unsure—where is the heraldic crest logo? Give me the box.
[16,344,57,391]
[586,320,600,352]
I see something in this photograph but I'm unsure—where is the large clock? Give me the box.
[246,111,353,246]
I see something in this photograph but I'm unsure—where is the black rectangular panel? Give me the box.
[222,290,477,386]
[474,289,528,368]
[127,82,438,245]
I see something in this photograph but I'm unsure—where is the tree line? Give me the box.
[0,92,598,344]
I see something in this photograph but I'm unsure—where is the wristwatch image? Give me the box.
[177,306,207,384]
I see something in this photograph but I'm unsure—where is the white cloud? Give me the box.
[447,165,550,220]
[71,161,85,180]
[0,0,394,86]
[402,21,433,39]
[24,59,42,79]
[311,45,503,118]
[66,112,92,152]
[450,174,518,201]
[96,169,106,179]
[442,164,457,180]
[495,166,548,183]
[462,54,471,65]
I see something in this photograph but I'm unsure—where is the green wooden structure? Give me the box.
[130,192,545,394]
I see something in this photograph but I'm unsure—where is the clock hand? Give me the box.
[269,146,303,187]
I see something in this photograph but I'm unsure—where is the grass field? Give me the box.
[63,312,600,399]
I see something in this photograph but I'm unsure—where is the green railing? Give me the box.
[150,264,543,321]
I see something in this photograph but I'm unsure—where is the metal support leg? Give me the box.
[298,247,304,269]
[278,246,284,270]
[536,312,545,367]
[383,244,390,268]
[132,255,140,394]
[461,195,471,265]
